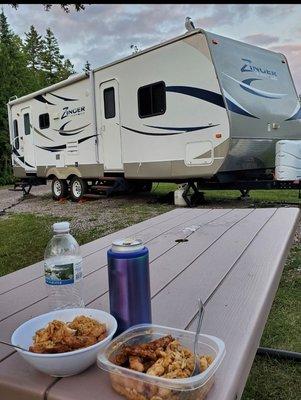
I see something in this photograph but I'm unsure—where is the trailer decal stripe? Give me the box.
[166,86,225,108]
[165,85,258,118]
[222,89,259,119]
[36,135,97,152]
[32,126,55,142]
[285,106,301,121]
[37,144,66,152]
[143,124,219,132]
[49,93,78,102]
[223,73,287,99]
[224,99,259,119]
[121,125,216,136]
[78,134,97,144]
[12,148,35,168]
[34,95,55,105]
[54,121,91,135]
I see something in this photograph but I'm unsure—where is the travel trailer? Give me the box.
[7,27,301,202]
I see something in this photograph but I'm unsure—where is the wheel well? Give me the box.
[48,174,56,181]
[67,174,78,182]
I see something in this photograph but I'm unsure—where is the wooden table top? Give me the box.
[0,207,299,400]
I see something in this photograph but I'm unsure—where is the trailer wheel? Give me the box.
[51,178,68,200]
[70,177,87,202]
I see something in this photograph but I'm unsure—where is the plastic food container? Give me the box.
[97,324,226,400]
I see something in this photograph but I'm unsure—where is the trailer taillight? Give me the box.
[215,133,222,139]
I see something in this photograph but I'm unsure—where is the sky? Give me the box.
[3,3,301,93]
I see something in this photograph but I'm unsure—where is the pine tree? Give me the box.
[40,28,62,85]
[83,60,91,73]
[23,25,44,71]
[0,10,77,184]
[40,28,75,85]
[0,10,13,45]
[57,57,75,81]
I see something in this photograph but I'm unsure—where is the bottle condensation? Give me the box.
[44,221,84,310]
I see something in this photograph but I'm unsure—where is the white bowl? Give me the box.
[11,308,117,377]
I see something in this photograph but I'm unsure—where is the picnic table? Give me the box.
[0,207,299,400]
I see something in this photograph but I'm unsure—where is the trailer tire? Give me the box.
[51,178,69,200]
[70,177,87,202]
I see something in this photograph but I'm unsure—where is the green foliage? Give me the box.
[83,60,91,73]
[0,10,76,185]
[40,28,75,85]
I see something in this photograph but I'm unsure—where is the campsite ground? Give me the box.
[0,183,300,399]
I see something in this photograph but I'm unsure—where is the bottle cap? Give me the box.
[53,222,70,234]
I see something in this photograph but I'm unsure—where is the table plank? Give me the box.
[0,353,55,400]
[0,208,225,361]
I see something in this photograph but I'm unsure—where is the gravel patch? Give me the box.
[0,183,173,233]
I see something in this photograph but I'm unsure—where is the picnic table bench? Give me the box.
[0,207,299,400]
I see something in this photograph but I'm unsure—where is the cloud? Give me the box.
[269,43,301,93]
[3,4,301,92]
[196,4,252,29]
[243,33,279,46]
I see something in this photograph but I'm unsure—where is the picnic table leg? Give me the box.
[257,346,301,362]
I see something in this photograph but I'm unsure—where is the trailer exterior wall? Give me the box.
[206,31,301,174]
[9,78,104,179]
[93,32,230,179]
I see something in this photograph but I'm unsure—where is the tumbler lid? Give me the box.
[111,238,144,252]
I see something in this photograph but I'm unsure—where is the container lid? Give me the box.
[53,222,70,234]
[97,323,226,391]
[111,238,144,252]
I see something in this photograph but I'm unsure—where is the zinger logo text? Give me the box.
[241,58,277,79]
[61,106,85,119]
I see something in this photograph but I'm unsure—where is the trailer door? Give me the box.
[20,107,36,172]
[99,80,122,171]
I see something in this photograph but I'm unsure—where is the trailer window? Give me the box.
[138,81,166,118]
[39,113,50,129]
[13,119,19,150]
[24,113,31,135]
[103,87,116,119]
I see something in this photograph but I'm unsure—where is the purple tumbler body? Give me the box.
[107,239,152,335]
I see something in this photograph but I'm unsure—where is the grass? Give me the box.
[0,213,67,275]
[242,243,301,399]
[0,183,300,398]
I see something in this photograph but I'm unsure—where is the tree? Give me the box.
[23,25,44,71]
[11,4,86,13]
[57,58,75,81]
[0,10,77,184]
[83,60,91,73]
[0,11,34,183]
[40,28,75,85]
[0,10,14,44]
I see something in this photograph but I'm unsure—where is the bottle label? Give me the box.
[44,261,83,285]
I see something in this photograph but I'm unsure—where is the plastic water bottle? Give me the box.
[44,221,84,310]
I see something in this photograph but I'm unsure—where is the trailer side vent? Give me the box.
[67,141,78,155]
